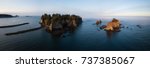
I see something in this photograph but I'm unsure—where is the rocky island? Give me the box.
[0,14,18,18]
[97,18,121,31]
[104,18,121,31]
[40,13,82,36]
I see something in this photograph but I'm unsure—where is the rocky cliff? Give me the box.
[40,13,82,36]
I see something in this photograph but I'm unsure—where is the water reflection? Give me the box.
[50,29,74,37]
[106,31,119,39]
[50,35,62,50]
[0,16,150,51]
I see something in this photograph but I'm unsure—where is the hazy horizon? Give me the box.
[0,0,150,18]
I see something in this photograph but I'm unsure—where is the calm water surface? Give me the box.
[0,16,150,51]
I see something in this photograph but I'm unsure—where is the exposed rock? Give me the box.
[104,18,121,31]
[100,25,107,29]
[136,25,142,28]
[96,20,102,25]
[0,22,29,28]
[40,13,82,36]
[120,25,125,28]
[5,27,42,36]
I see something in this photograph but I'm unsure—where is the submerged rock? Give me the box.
[100,25,107,29]
[0,22,29,28]
[5,27,42,36]
[40,13,82,36]
[136,25,142,28]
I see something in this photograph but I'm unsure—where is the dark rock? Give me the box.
[100,25,107,29]
[120,25,125,28]
[136,25,142,28]
[5,27,42,36]
[96,20,102,25]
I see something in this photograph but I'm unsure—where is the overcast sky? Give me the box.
[0,0,150,18]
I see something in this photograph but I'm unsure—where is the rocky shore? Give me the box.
[40,13,82,36]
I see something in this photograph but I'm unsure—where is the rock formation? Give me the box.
[104,18,121,31]
[100,25,107,29]
[40,13,82,36]
[96,20,102,25]
[136,25,142,28]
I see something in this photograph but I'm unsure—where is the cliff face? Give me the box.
[40,14,82,35]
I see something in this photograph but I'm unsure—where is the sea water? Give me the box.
[0,16,150,51]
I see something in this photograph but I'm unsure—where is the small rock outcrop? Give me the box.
[100,25,107,29]
[104,18,121,31]
[96,20,102,25]
[136,25,142,28]
[40,13,82,36]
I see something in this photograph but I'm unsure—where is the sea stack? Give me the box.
[40,13,82,35]
[96,20,102,25]
[104,18,121,31]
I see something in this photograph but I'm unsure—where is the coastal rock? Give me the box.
[100,25,107,29]
[104,18,121,31]
[136,25,142,28]
[40,13,82,36]
[96,20,102,25]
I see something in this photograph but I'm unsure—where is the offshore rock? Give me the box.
[104,18,121,31]
[96,20,102,25]
[40,13,82,36]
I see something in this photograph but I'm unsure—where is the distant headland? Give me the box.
[0,14,18,18]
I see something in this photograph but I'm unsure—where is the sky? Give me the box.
[0,0,150,18]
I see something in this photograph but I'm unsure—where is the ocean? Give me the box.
[0,16,150,51]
